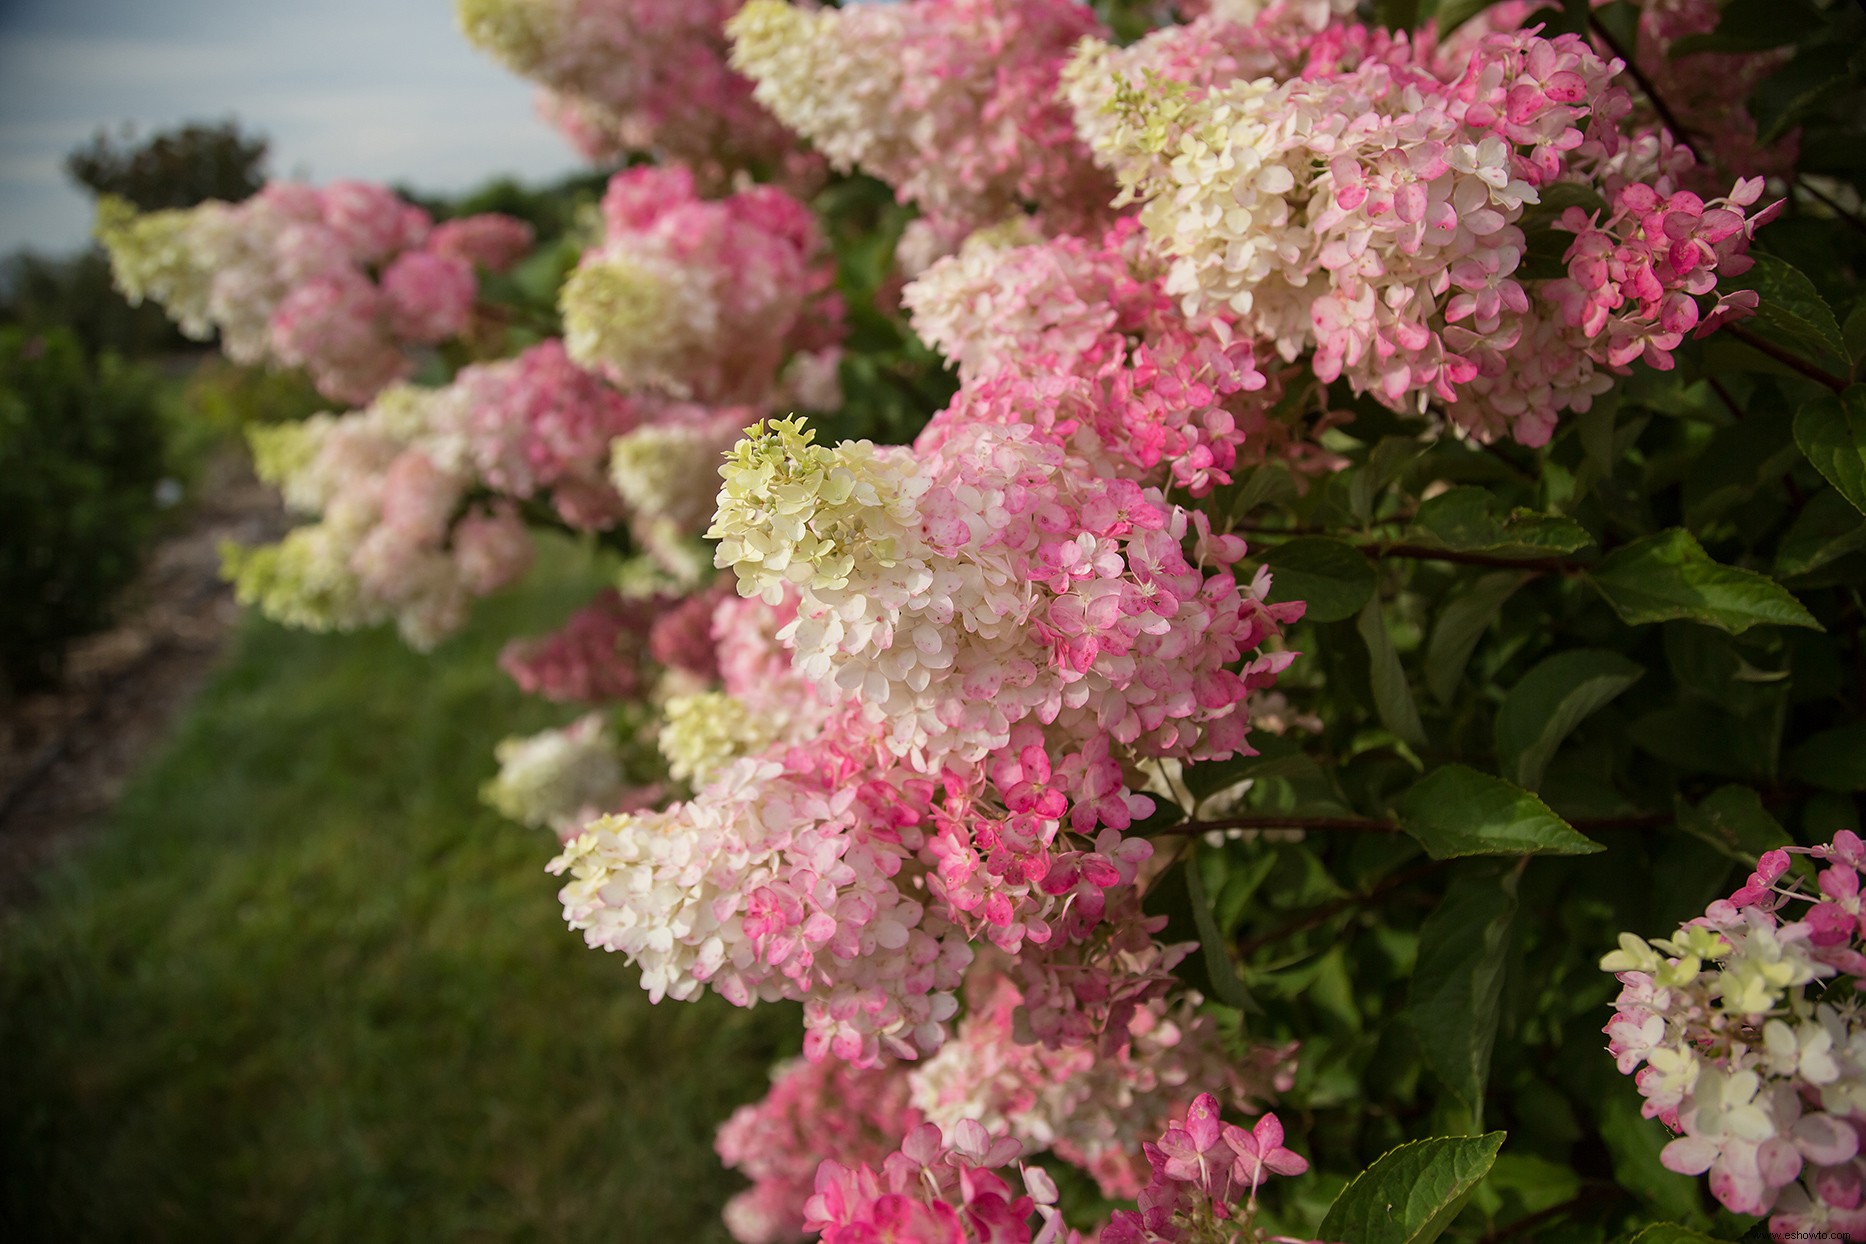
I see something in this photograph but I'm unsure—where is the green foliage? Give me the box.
[1795,387,1866,515]
[1404,864,1519,1121]
[1398,768,1605,859]
[0,327,166,695]
[0,248,188,358]
[1493,650,1643,791]
[1586,530,1821,634]
[1408,488,1593,560]
[1156,4,1866,1217]
[1316,1133,1505,1244]
[1262,537,1377,623]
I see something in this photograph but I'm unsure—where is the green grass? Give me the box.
[0,539,799,1243]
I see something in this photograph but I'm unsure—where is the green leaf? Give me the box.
[1221,461,1299,523]
[1184,844,1255,1012]
[1426,572,1532,704]
[1318,1133,1507,1244]
[1753,41,1857,147]
[1183,735,1314,801]
[1598,1091,1705,1222]
[1405,864,1519,1122]
[1398,766,1605,859]
[1351,435,1425,522]
[1432,0,1511,34]
[1682,414,1800,529]
[1728,254,1848,363]
[1263,537,1377,624]
[1358,597,1427,748]
[1777,489,1866,577]
[1676,786,1792,867]
[1410,488,1593,559]
[1625,1226,1739,1244]
[1846,301,1866,364]
[1587,529,1822,634]
[1493,650,1644,791]
[1794,387,1866,516]
[1788,723,1866,792]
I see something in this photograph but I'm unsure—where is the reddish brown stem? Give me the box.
[1724,325,1849,393]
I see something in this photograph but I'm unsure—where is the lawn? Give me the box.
[0,538,799,1243]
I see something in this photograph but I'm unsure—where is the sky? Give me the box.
[0,0,586,256]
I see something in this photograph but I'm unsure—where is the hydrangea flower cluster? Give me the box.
[1544,178,1781,369]
[910,965,1297,1200]
[453,0,805,182]
[1061,8,1775,444]
[1602,833,1866,1237]
[743,1094,1316,1244]
[609,406,759,574]
[549,743,977,1066]
[727,0,1113,239]
[98,181,531,404]
[483,712,628,837]
[560,166,843,406]
[1103,1094,1312,1244]
[498,588,662,704]
[231,384,535,648]
[801,1118,1064,1244]
[447,339,642,532]
[708,415,1300,808]
[905,219,1340,494]
[716,1058,926,1244]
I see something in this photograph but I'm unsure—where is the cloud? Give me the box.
[0,0,585,255]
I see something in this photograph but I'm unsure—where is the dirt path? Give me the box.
[0,451,285,907]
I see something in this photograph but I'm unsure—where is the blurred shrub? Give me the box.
[0,249,189,359]
[0,327,166,695]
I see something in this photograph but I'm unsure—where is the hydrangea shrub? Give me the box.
[102,0,1866,1239]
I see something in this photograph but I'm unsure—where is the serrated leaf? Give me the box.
[1788,723,1866,792]
[1587,529,1822,634]
[1777,489,1866,577]
[1359,597,1427,748]
[1676,786,1792,866]
[1794,388,1866,516]
[1318,1133,1507,1244]
[1728,254,1848,362]
[1399,766,1605,859]
[1427,572,1531,704]
[1410,487,1594,559]
[1494,650,1644,791]
[1263,537,1377,624]
[1405,864,1518,1122]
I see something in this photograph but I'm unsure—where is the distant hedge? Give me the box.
[0,327,165,695]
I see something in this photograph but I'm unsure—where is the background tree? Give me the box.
[65,119,268,212]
